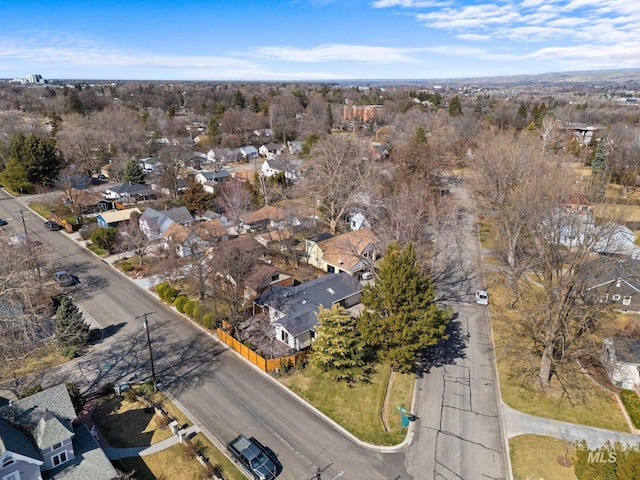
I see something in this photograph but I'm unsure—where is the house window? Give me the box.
[281,331,289,343]
[600,293,609,303]
[52,442,62,450]
[2,456,14,468]
[52,451,68,467]
[271,274,279,282]
[2,472,19,480]
[623,296,632,306]
[613,294,621,301]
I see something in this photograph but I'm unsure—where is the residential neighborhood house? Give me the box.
[0,383,117,480]
[138,206,195,241]
[253,273,362,351]
[102,183,154,203]
[305,228,379,276]
[602,337,640,389]
[96,207,141,228]
[260,158,301,181]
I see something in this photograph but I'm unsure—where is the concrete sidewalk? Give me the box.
[105,424,201,460]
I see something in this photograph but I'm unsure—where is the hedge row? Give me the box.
[155,282,217,330]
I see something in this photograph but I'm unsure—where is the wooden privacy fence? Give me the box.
[216,328,305,372]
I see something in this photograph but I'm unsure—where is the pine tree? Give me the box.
[55,296,90,358]
[326,103,334,130]
[0,157,32,193]
[517,103,527,120]
[182,178,214,214]
[591,137,608,197]
[358,243,452,373]
[121,159,146,184]
[9,132,61,187]
[448,95,463,116]
[310,305,370,383]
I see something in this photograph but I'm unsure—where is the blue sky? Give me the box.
[1,0,639,81]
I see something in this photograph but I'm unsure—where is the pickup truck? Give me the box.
[227,434,278,480]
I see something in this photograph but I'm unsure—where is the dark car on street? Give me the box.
[54,270,78,287]
[44,220,62,231]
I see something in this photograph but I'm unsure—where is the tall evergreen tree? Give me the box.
[448,95,463,116]
[121,159,146,184]
[0,157,32,193]
[591,137,608,196]
[182,178,214,214]
[9,132,61,187]
[310,305,370,383]
[326,103,334,130]
[55,296,90,358]
[358,243,452,373]
[233,90,246,109]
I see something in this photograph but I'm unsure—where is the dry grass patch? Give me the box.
[510,435,578,480]
[113,443,208,480]
[1,342,68,383]
[92,394,173,447]
[279,363,414,445]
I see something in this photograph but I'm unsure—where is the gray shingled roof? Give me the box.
[1,384,76,432]
[164,206,194,225]
[0,417,42,460]
[48,425,117,480]
[613,337,640,364]
[34,409,74,449]
[256,273,362,337]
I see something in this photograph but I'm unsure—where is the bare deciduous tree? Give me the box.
[303,135,373,234]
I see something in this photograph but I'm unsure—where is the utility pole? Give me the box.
[136,311,157,391]
[19,209,30,245]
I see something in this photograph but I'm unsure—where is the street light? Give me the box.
[136,311,157,392]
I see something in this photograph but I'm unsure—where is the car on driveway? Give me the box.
[44,220,62,231]
[475,289,489,305]
[54,270,78,287]
[0,219,7,226]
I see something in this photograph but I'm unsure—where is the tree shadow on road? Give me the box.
[416,314,468,377]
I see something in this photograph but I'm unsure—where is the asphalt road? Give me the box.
[0,181,507,480]
[0,190,409,480]
[403,183,507,480]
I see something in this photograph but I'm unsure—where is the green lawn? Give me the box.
[279,363,414,445]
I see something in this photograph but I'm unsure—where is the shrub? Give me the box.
[66,382,85,414]
[174,295,188,313]
[184,299,199,319]
[202,312,216,329]
[155,282,169,298]
[621,389,640,428]
[90,227,117,253]
[19,385,44,399]
[99,382,114,396]
[121,260,134,272]
[138,379,155,395]
[164,287,180,303]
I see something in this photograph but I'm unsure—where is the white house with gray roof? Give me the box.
[0,383,117,480]
[253,273,362,351]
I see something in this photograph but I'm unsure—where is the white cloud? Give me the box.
[250,44,416,63]
[416,4,521,29]
[370,0,445,7]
